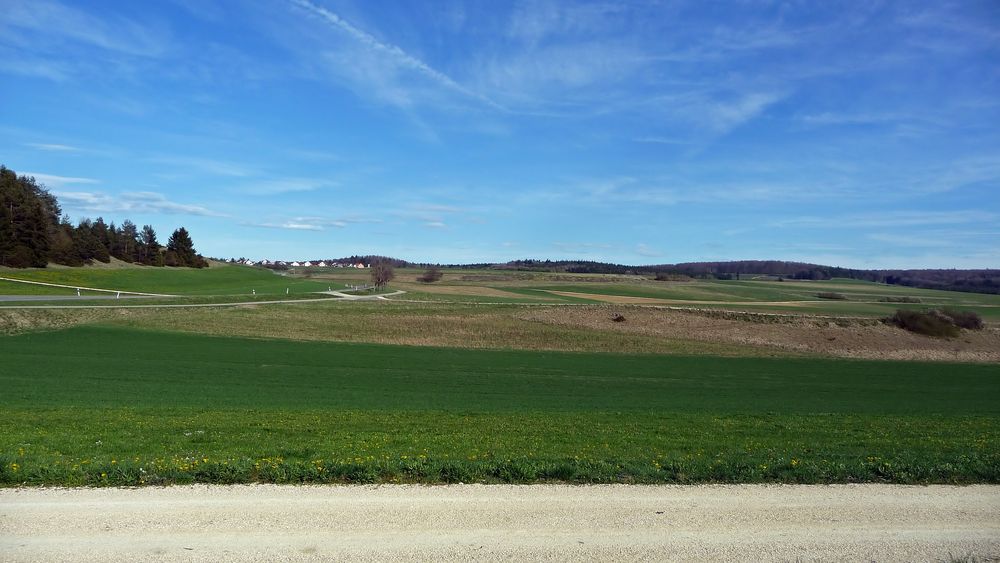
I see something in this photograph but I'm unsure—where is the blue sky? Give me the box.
[1,0,998,267]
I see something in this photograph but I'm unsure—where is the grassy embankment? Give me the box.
[2,326,997,486]
[0,264,335,297]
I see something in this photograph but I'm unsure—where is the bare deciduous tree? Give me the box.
[371,260,395,289]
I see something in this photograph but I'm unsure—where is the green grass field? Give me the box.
[0,264,334,296]
[2,326,997,486]
[3,264,999,321]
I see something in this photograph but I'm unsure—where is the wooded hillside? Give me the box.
[0,165,207,269]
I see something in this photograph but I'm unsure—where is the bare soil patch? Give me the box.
[396,283,546,299]
[518,305,1000,362]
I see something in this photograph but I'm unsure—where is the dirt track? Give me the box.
[2,484,998,562]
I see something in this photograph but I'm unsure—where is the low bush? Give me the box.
[816,292,847,300]
[939,309,984,330]
[417,267,443,283]
[885,309,960,338]
[878,296,922,303]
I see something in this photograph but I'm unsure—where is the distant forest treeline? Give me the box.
[491,259,1000,295]
[260,257,998,295]
[0,165,206,269]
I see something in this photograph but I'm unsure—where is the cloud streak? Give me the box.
[291,0,504,111]
[24,143,82,152]
[243,215,382,231]
[774,210,998,229]
[5,0,168,57]
[22,172,99,187]
[55,190,222,217]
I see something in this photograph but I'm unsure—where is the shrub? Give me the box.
[885,309,960,338]
[417,266,443,283]
[878,296,922,303]
[816,292,847,300]
[939,309,984,330]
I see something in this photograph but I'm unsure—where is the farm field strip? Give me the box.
[0,275,174,296]
[4,265,999,320]
[2,326,997,486]
[0,265,335,296]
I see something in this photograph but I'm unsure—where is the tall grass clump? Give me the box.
[881,307,987,338]
[815,292,847,300]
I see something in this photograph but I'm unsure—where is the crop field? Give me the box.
[0,264,337,296]
[2,264,999,321]
[1,326,998,486]
[1,264,998,486]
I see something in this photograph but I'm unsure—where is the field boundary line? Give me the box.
[0,276,175,297]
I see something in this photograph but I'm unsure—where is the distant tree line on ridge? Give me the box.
[0,165,207,269]
[492,259,1000,295]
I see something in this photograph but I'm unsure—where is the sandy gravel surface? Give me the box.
[2,484,998,562]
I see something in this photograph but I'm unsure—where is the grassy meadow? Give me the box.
[1,326,997,486]
[1,263,998,486]
[3,263,1000,322]
[0,263,338,296]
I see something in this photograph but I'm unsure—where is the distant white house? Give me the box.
[290,261,302,267]
[317,261,328,267]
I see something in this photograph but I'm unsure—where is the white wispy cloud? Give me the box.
[149,156,257,178]
[507,0,628,45]
[700,92,787,133]
[244,215,382,231]
[522,175,852,208]
[55,190,222,217]
[22,172,99,187]
[635,243,663,258]
[0,56,72,81]
[24,142,82,152]
[799,112,911,126]
[552,241,613,255]
[5,0,169,57]
[476,41,646,107]
[391,202,468,225]
[291,0,503,111]
[632,137,691,145]
[249,221,325,231]
[866,233,952,248]
[237,178,338,196]
[774,210,998,229]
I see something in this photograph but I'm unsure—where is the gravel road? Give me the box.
[2,484,998,562]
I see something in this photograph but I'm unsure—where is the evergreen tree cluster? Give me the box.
[1,165,207,269]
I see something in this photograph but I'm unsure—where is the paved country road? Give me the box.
[2,484,998,562]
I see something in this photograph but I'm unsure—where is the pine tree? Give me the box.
[119,220,138,262]
[166,227,196,267]
[139,224,162,266]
